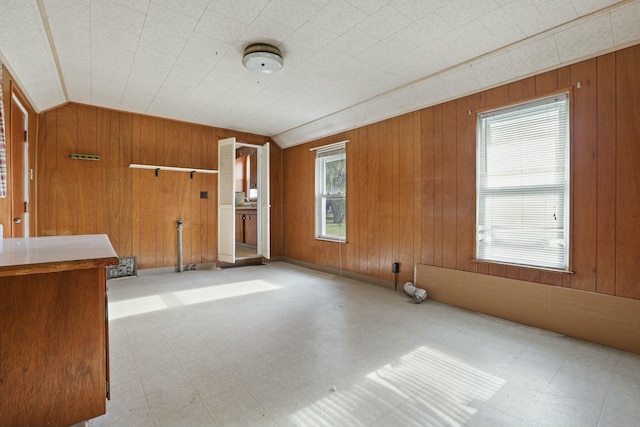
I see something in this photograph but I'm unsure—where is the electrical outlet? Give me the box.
[391,262,399,273]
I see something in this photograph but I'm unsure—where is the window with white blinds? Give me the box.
[476,93,570,270]
[315,143,346,241]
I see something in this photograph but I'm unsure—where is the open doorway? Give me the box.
[218,137,270,265]
[234,144,259,260]
[10,93,29,237]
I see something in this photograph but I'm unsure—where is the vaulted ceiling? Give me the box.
[1,0,639,148]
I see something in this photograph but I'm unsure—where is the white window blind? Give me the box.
[476,93,570,270]
[315,143,346,241]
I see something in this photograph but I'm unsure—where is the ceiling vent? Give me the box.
[242,43,283,74]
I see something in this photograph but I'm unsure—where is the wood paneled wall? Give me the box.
[36,103,283,269]
[283,44,640,301]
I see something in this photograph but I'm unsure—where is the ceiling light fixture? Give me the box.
[242,43,283,74]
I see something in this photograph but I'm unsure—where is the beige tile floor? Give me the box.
[90,262,640,427]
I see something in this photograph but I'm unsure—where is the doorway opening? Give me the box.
[218,137,270,265]
[235,144,260,260]
[10,93,29,238]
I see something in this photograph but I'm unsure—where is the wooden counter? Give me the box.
[0,234,119,427]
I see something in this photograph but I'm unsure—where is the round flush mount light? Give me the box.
[242,43,283,74]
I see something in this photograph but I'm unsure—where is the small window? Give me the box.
[315,144,346,241]
[477,93,570,270]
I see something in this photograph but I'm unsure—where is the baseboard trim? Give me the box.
[415,264,640,354]
[134,258,284,276]
[134,262,217,277]
[283,257,394,290]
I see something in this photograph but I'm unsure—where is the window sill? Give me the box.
[472,259,574,274]
[315,237,347,243]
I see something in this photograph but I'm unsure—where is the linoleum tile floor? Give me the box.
[90,262,640,427]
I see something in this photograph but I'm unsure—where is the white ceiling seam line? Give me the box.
[36,0,69,104]
[118,1,151,109]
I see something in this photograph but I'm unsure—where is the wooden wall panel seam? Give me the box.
[595,53,617,296]
[570,59,598,293]
[614,45,640,299]
[413,111,422,277]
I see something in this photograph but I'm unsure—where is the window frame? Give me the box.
[475,91,571,272]
[314,144,346,242]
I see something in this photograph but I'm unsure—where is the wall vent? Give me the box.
[107,257,137,279]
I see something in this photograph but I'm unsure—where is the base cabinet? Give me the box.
[236,209,257,247]
[244,213,257,246]
[0,235,118,427]
[235,213,245,242]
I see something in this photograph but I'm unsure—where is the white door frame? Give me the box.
[235,142,271,260]
[218,137,236,263]
[218,139,271,263]
[11,93,29,237]
[259,142,270,259]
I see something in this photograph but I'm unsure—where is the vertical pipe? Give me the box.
[177,219,183,272]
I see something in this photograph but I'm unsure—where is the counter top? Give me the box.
[0,234,119,277]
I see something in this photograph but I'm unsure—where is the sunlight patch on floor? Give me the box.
[290,345,505,426]
[109,295,168,320]
[173,280,279,305]
[109,280,279,320]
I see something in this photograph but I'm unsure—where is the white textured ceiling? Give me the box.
[1,0,639,148]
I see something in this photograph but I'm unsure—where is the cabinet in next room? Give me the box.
[236,209,257,247]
